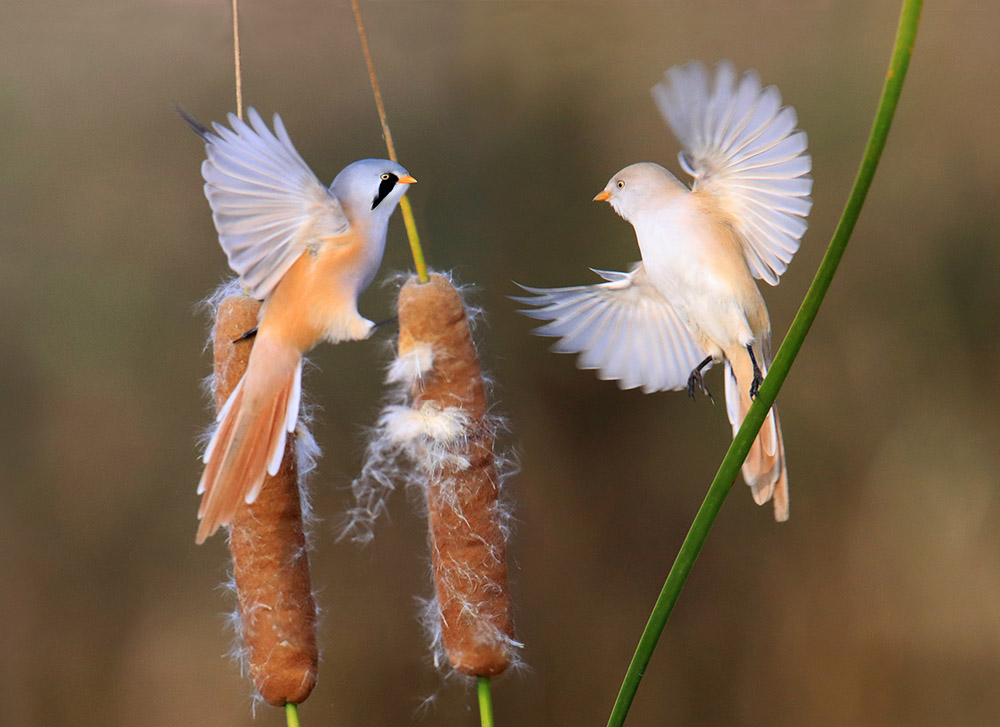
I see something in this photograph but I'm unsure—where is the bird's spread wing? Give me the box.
[652,61,812,285]
[195,108,350,299]
[514,264,708,393]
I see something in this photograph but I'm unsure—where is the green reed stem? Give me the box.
[606,1,923,725]
[285,702,300,727]
[398,195,428,283]
[478,676,495,727]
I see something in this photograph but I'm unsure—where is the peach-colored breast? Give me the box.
[258,230,369,352]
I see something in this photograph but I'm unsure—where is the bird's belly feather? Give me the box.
[635,206,761,352]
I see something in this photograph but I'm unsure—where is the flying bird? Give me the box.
[183,108,415,542]
[515,62,812,520]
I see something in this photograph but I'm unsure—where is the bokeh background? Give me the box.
[3,1,999,725]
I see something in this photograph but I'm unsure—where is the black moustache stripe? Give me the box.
[371,173,399,210]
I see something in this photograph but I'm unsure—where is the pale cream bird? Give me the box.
[183,108,415,542]
[516,62,812,520]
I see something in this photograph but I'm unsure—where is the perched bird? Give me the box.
[515,62,811,520]
[183,108,415,542]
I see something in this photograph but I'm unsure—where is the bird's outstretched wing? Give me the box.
[652,61,813,285]
[514,264,708,393]
[186,107,350,299]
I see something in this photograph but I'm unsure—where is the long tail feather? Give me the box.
[196,337,301,543]
[724,346,789,521]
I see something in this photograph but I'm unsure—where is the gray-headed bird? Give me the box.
[516,62,812,520]
[184,108,415,542]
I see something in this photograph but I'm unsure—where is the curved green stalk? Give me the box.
[478,676,495,727]
[285,702,300,727]
[606,2,923,725]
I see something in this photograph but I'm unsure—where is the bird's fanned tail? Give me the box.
[196,336,302,543]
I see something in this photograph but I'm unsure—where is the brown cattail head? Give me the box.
[396,274,516,677]
[211,294,319,705]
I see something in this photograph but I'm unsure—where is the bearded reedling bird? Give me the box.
[516,62,811,520]
[183,108,415,543]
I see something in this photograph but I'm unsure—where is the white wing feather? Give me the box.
[652,61,813,285]
[515,265,708,393]
[200,108,350,299]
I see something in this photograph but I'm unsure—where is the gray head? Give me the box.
[593,162,687,223]
[330,159,415,225]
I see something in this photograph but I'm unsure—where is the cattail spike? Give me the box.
[209,293,319,705]
[397,274,517,677]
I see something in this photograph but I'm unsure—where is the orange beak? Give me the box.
[593,190,611,202]
[398,175,417,185]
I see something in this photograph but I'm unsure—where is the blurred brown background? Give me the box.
[3,0,999,725]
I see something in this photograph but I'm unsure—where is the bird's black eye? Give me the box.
[617,180,625,189]
[372,172,399,209]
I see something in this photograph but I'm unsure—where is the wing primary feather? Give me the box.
[654,62,811,285]
[192,108,350,300]
[176,105,213,140]
[516,267,707,393]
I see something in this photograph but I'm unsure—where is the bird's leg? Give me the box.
[373,316,398,330]
[232,325,258,343]
[746,343,764,399]
[687,355,715,403]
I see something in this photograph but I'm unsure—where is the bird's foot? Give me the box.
[687,368,714,404]
[746,343,764,400]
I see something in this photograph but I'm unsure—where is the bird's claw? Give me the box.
[687,369,714,404]
[232,325,258,343]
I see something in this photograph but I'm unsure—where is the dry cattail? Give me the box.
[396,274,516,677]
[211,293,319,705]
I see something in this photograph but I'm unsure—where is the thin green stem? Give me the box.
[398,195,429,283]
[606,2,923,726]
[477,676,495,727]
[285,702,300,727]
